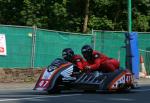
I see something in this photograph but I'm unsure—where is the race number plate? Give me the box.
[35,69,54,90]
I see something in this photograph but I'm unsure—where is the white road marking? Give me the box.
[0,95,42,97]
[108,98,135,101]
[0,94,81,102]
[0,88,33,91]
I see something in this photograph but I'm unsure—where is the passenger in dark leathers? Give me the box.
[62,48,86,70]
[81,45,120,72]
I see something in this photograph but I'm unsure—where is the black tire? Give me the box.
[84,90,96,93]
[47,86,61,94]
[47,76,62,94]
[116,83,132,93]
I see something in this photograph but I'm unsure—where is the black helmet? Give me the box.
[62,48,74,62]
[81,45,93,60]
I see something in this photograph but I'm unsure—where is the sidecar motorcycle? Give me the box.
[34,58,134,93]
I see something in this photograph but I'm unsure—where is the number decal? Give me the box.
[43,81,49,87]
[38,80,49,87]
[39,80,44,87]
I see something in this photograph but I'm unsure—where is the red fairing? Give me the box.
[72,54,87,70]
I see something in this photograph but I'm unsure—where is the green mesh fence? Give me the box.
[0,25,33,67]
[138,33,150,75]
[93,30,150,74]
[35,29,92,67]
[0,25,150,74]
[93,31,126,68]
[0,25,92,68]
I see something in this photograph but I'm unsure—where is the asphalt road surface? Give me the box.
[0,84,150,103]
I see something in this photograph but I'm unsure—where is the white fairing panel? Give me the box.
[42,70,54,79]
[61,65,74,77]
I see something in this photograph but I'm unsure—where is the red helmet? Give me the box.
[62,48,74,62]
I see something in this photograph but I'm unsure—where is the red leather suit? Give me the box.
[71,54,87,70]
[84,51,120,72]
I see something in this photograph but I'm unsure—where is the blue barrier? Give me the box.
[130,32,139,79]
[125,32,139,79]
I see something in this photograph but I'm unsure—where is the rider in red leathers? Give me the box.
[62,48,86,71]
[81,45,120,72]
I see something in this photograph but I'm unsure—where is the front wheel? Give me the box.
[47,86,61,94]
[47,77,62,94]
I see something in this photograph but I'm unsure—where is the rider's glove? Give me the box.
[84,66,91,71]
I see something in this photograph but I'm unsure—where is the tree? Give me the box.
[83,0,90,33]
[132,0,150,31]
[0,0,150,32]
[0,0,24,25]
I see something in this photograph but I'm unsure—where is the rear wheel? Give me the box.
[117,84,131,93]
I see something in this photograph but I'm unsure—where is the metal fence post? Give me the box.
[92,29,96,50]
[31,25,37,68]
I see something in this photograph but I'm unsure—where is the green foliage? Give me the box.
[0,0,150,32]
[133,13,149,31]
[88,15,114,30]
